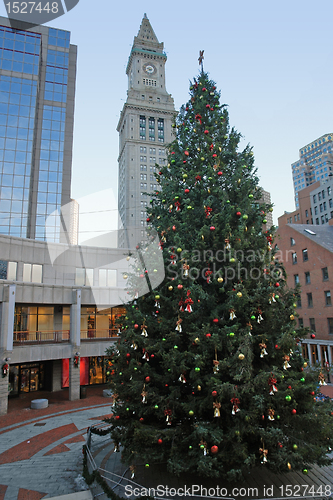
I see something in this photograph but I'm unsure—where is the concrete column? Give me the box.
[69,290,81,401]
[317,345,322,366]
[328,345,332,366]
[52,359,62,392]
[0,285,16,415]
[307,344,312,366]
[69,355,80,401]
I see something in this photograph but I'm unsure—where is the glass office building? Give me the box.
[0,17,77,242]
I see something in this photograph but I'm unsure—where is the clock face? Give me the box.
[143,63,156,75]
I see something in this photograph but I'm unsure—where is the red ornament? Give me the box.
[206,104,210,108]
[134,324,139,329]
[278,443,283,448]
[157,438,163,445]
[177,285,183,290]
[206,333,211,338]
[262,415,265,420]
[291,409,297,415]
[212,390,217,397]
[311,391,315,396]
[126,353,131,358]
[183,160,187,164]
[171,152,175,155]
[159,171,162,175]
[275,344,279,349]
[139,417,144,422]
[184,151,189,156]
[211,445,218,454]
[210,226,215,231]
[136,245,140,249]
[140,274,144,278]
[151,354,155,358]
[115,415,120,420]
[288,385,292,389]
[145,376,151,383]
[236,211,241,217]
[204,130,209,134]
[216,171,222,177]
[275,283,280,287]
[165,384,168,387]
[300,367,303,371]
[146,218,150,222]
[213,319,219,324]
[213,86,216,90]
[212,154,217,158]
[172,225,176,230]
[202,87,206,92]
[311,334,316,339]
[185,188,190,194]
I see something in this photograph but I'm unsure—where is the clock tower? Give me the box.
[117,14,175,248]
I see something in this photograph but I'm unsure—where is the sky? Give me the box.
[2,0,333,241]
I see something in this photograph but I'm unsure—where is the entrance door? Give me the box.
[30,367,39,392]
[20,368,30,392]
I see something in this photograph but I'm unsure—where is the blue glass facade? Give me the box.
[0,21,76,242]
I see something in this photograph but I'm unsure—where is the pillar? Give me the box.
[69,289,81,401]
[0,285,16,415]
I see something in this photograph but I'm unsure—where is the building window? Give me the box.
[0,260,17,280]
[296,294,302,308]
[294,274,299,285]
[290,238,295,246]
[314,206,318,215]
[298,318,303,328]
[99,269,116,287]
[318,192,322,201]
[322,267,329,281]
[329,199,333,208]
[149,117,155,141]
[307,293,313,308]
[75,268,93,286]
[316,218,319,225]
[158,118,164,143]
[302,249,308,262]
[305,271,311,284]
[309,317,316,332]
[325,291,332,306]
[23,264,43,283]
[140,115,146,140]
[313,194,317,203]
[328,186,332,195]
[305,209,308,217]
[328,318,333,334]
[292,252,297,264]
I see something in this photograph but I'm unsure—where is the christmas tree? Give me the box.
[107,67,333,480]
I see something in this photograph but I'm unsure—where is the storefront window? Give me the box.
[14,305,54,340]
[80,306,126,339]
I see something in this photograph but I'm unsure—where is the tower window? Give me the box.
[158,118,164,143]
[140,115,146,140]
[149,117,155,141]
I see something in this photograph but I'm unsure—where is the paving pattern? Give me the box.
[0,387,112,500]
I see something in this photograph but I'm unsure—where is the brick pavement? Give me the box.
[0,386,113,499]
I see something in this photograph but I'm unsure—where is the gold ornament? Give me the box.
[208,188,211,194]
[126,256,130,261]
[168,286,173,291]
[197,385,201,391]
[237,292,242,298]
[217,277,224,283]
[303,362,308,368]
[202,235,204,240]
[169,205,173,210]
[238,353,245,360]
[157,216,160,219]
[237,179,241,185]
[287,462,291,470]
[290,314,294,320]
[123,274,128,279]
[194,337,200,344]
[193,128,197,132]
[197,147,201,152]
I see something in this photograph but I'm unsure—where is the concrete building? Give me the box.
[276,222,333,370]
[0,234,134,415]
[260,189,273,230]
[0,16,77,243]
[279,178,333,227]
[117,14,176,249]
[291,134,333,209]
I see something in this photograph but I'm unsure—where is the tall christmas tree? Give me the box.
[107,64,333,480]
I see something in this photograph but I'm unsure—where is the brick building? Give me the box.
[276,222,333,368]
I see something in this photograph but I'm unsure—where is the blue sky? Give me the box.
[2,0,333,238]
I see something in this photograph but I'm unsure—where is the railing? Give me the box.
[13,330,70,344]
[80,329,119,341]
